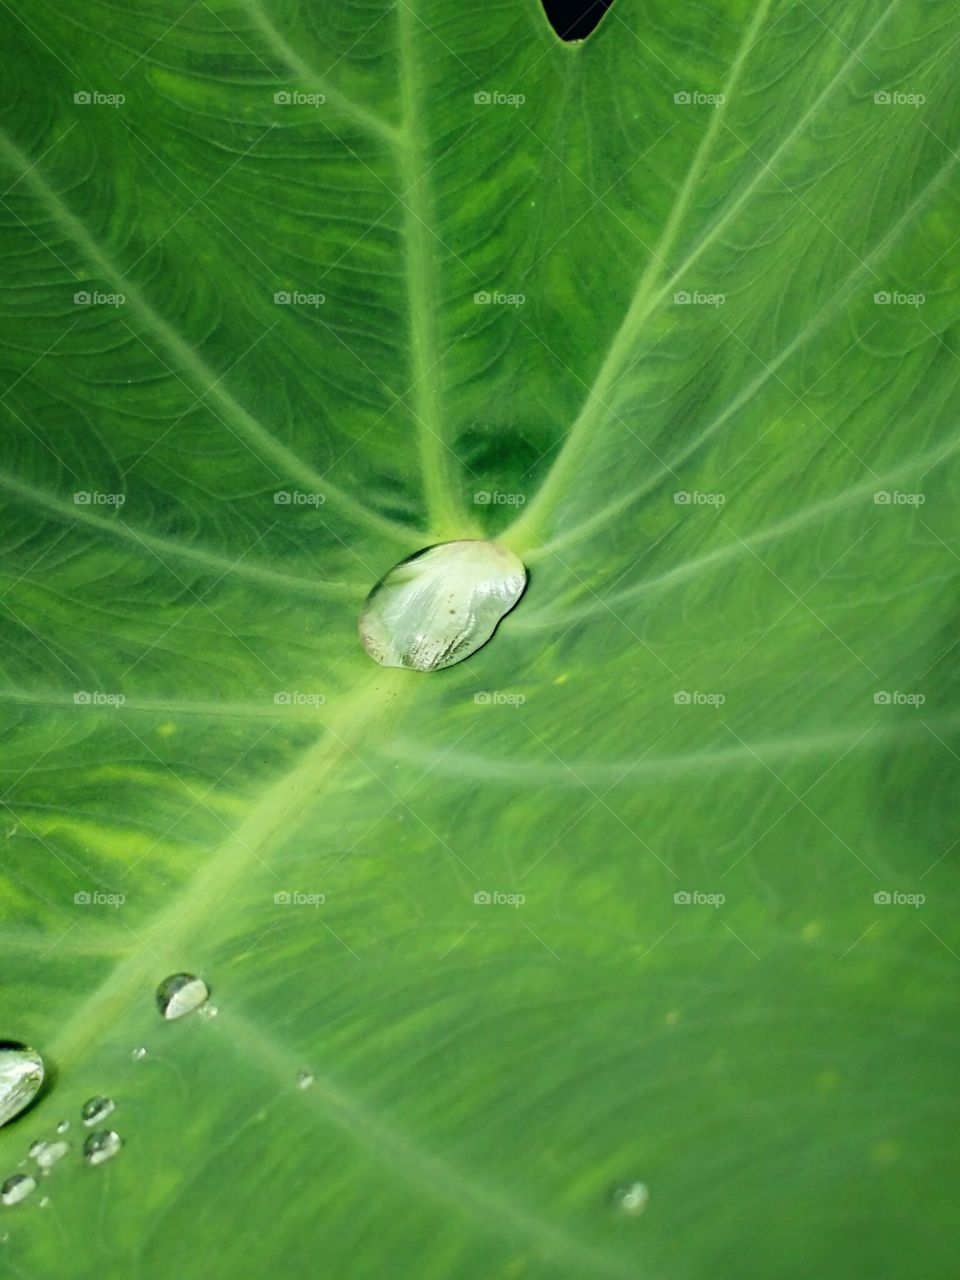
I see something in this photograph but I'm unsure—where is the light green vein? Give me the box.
[34,671,406,1068]
[502,0,903,553]
[238,0,401,145]
[528,144,960,560]
[216,1014,640,1280]
[0,126,420,549]
[502,0,775,551]
[396,0,467,536]
[0,470,364,601]
[0,688,338,720]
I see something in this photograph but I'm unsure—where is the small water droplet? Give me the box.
[197,1003,219,1022]
[131,1047,147,1061]
[155,973,210,1020]
[1,1174,36,1206]
[358,540,527,672]
[610,1181,649,1216]
[0,1043,44,1129]
[56,1120,70,1135]
[83,1131,122,1167]
[38,1196,50,1209]
[296,1070,314,1090]
[80,1096,115,1127]
[30,1141,68,1171]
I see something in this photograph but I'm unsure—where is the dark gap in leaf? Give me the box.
[541,0,615,41]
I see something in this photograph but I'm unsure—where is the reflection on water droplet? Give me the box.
[296,1071,314,1090]
[0,1043,44,1129]
[83,1131,122,1166]
[358,540,527,672]
[131,1047,147,1061]
[156,973,210,1020]
[31,1141,68,1171]
[610,1181,649,1216]
[81,1096,115,1127]
[1,1174,36,1206]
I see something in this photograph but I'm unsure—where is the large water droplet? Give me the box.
[0,1043,44,1129]
[155,974,209,1020]
[81,1096,115,1127]
[83,1131,122,1166]
[610,1181,649,1216]
[30,1141,68,1171]
[358,540,527,672]
[1,1174,36,1206]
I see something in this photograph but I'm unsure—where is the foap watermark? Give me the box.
[473,890,525,906]
[274,890,326,906]
[874,290,924,307]
[274,290,325,307]
[674,290,725,307]
[474,690,526,707]
[74,691,125,707]
[474,490,525,506]
[674,90,725,108]
[674,490,725,506]
[74,491,125,506]
[274,90,326,107]
[674,690,725,706]
[74,90,125,108]
[873,690,925,706]
[874,890,924,907]
[74,290,125,307]
[274,691,326,707]
[74,890,125,907]
[474,290,525,306]
[274,490,325,506]
[674,890,725,907]
[873,490,925,505]
[474,90,525,107]
[874,90,925,107]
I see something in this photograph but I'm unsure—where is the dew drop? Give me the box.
[0,1043,44,1129]
[610,1181,649,1216]
[296,1070,314,1090]
[1,1174,36,1206]
[55,1120,70,1135]
[81,1096,115,1127]
[156,973,209,1020]
[83,1131,122,1167]
[358,540,527,672]
[131,1047,147,1061]
[197,1003,219,1022]
[38,1196,50,1209]
[31,1141,68,1171]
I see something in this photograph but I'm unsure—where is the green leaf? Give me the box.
[1,0,959,1275]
